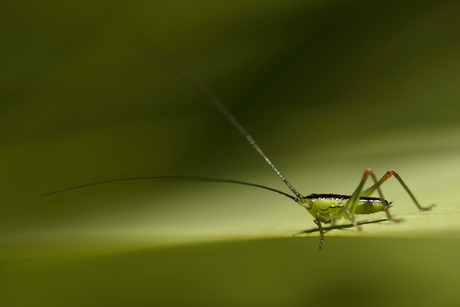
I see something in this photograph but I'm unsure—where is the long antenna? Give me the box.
[166,61,304,200]
[44,47,305,201]
[41,176,300,202]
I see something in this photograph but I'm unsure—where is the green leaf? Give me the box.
[2,0,460,306]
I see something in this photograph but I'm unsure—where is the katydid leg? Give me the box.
[314,214,325,250]
[342,208,362,231]
[347,169,402,222]
[390,171,435,211]
[360,170,434,211]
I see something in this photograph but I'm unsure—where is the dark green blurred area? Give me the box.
[2,0,460,306]
[4,237,460,307]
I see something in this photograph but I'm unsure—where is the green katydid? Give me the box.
[187,72,435,249]
[44,62,435,249]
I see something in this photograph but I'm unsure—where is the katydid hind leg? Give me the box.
[363,170,402,222]
[360,170,435,211]
[345,169,401,222]
[359,170,393,197]
[346,169,375,216]
[389,171,435,211]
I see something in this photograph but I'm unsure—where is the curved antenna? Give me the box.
[166,61,304,200]
[41,176,300,202]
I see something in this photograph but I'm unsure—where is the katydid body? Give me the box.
[295,169,434,248]
[301,194,389,224]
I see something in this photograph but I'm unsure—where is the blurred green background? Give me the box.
[2,0,460,306]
